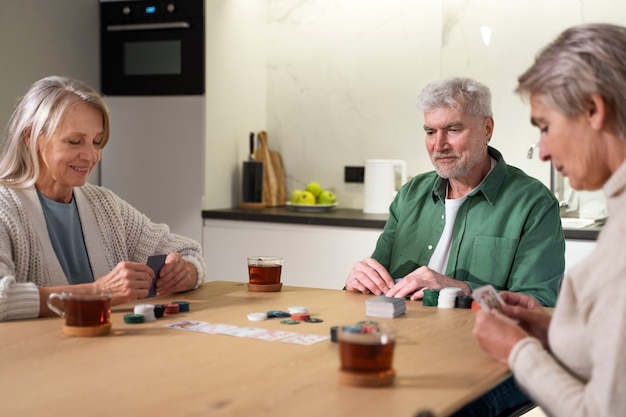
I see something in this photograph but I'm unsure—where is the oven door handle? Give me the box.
[106,22,191,32]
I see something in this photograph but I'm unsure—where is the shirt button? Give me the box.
[441,214,444,219]
[428,245,433,250]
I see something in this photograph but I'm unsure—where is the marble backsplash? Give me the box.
[260,0,621,217]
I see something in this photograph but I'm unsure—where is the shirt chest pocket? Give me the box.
[469,235,518,287]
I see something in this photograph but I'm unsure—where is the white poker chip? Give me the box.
[287,306,308,314]
[437,287,462,309]
[247,312,268,321]
[134,304,156,321]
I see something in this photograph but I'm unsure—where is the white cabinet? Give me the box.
[203,219,381,289]
[564,239,596,270]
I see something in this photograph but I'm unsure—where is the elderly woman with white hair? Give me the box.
[0,76,205,321]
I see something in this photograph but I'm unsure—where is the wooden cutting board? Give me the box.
[253,131,287,207]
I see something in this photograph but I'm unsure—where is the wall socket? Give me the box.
[344,166,365,183]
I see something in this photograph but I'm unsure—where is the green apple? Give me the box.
[305,181,323,198]
[317,190,336,204]
[298,190,316,205]
[290,189,303,204]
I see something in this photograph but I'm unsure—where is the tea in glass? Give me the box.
[247,256,283,292]
[338,324,396,387]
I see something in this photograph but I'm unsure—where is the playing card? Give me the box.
[147,254,167,297]
[193,323,238,334]
[472,284,505,312]
[247,329,298,342]
[218,326,268,338]
[164,320,208,330]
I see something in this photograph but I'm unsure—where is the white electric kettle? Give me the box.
[363,159,408,214]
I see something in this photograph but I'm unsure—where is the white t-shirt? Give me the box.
[428,158,496,274]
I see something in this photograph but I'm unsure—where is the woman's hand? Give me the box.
[94,261,154,304]
[499,291,552,348]
[155,253,197,295]
[473,309,529,365]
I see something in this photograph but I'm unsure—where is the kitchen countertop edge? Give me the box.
[202,207,600,240]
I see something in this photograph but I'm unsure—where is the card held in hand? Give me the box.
[147,254,167,298]
[471,284,505,313]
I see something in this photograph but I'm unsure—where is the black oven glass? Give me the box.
[100,0,204,95]
[124,40,181,75]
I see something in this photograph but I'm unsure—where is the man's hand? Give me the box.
[385,266,471,300]
[345,257,395,295]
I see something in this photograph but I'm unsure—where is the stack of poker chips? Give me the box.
[365,295,406,318]
[423,289,440,306]
[455,295,473,309]
[437,287,463,308]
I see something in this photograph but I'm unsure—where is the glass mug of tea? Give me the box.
[247,256,283,292]
[47,289,113,337]
[338,323,396,387]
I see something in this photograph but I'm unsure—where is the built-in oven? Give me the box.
[100,0,204,95]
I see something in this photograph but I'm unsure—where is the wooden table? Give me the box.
[0,281,509,417]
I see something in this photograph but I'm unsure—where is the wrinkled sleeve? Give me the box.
[0,274,40,321]
[115,193,206,288]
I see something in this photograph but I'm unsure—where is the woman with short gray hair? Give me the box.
[473,23,626,417]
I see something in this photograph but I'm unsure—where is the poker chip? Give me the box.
[153,304,167,318]
[134,304,156,321]
[356,320,378,326]
[124,313,144,324]
[287,306,308,314]
[304,317,323,323]
[164,303,180,314]
[267,310,291,318]
[247,312,268,321]
[423,289,439,307]
[455,295,473,309]
[437,287,462,309]
[172,301,190,312]
[280,319,300,325]
[290,312,311,321]
[330,326,339,343]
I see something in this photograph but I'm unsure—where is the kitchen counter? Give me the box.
[202,207,601,240]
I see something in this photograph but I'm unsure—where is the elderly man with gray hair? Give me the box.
[345,77,565,416]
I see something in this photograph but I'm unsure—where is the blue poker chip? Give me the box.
[267,310,291,318]
[172,301,190,312]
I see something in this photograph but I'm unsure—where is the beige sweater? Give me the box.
[0,184,206,321]
[509,161,626,417]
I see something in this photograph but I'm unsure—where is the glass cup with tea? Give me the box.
[247,256,283,292]
[47,289,113,337]
[338,323,396,387]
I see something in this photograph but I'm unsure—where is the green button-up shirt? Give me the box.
[371,147,565,307]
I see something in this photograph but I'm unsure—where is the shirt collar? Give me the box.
[432,146,505,205]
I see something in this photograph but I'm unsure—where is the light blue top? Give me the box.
[37,191,94,284]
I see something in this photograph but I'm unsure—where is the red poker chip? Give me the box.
[290,312,310,321]
[165,303,180,314]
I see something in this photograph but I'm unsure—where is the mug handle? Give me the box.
[47,293,65,318]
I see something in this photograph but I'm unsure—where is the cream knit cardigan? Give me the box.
[0,184,206,321]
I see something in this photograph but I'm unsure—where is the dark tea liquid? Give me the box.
[65,298,111,327]
[339,339,395,373]
[248,265,282,285]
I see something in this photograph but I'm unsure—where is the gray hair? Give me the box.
[417,77,493,118]
[517,23,626,137]
[0,76,110,188]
